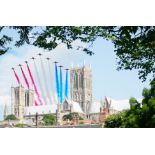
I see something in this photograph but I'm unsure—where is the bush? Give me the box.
[63,114,73,121]
[79,117,84,120]
[42,114,56,126]
[5,114,17,120]
[63,113,80,121]
[14,124,25,128]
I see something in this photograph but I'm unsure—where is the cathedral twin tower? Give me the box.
[70,65,92,113]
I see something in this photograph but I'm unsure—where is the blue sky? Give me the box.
[0,34,151,120]
[91,38,151,100]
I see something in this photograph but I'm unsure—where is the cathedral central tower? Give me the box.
[70,65,92,114]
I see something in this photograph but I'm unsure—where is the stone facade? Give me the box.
[70,66,92,114]
[11,86,34,121]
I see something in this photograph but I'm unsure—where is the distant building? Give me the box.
[87,97,115,123]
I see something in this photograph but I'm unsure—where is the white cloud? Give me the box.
[110,98,142,111]
[111,99,130,111]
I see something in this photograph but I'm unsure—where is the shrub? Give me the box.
[5,114,17,120]
[42,114,56,126]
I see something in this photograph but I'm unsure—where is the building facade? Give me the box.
[11,86,34,120]
[70,65,92,114]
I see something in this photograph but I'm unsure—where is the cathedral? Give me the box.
[8,65,114,126]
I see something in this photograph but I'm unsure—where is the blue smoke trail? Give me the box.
[59,67,63,104]
[55,63,60,103]
[65,70,69,98]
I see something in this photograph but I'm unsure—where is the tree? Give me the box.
[5,114,17,120]
[1,26,155,81]
[63,113,73,121]
[104,78,155,128]
[63,112,80,121]
[42,114,56,126]
[104,112,125,128]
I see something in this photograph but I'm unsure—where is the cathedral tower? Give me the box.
[70,65,92,114]
[11,86,34,120]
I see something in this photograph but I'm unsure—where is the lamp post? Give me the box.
[56,104,62,126]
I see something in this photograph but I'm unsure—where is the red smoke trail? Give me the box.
[20,66,38,106]
[20,66,30,89]
[26,63,43,105]
[13,69,21,85]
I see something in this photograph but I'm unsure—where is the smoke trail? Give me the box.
[65,69,69,98]
[47,60,57,104]
[55,63,60,103]
[12,69,20,85]
[33,60,48,105]
[39,56,53,104]
[34,101,38,106]
[26,63,43,105]
[20,66,30,89]
[20,66,38,106]
[59,67,63,104]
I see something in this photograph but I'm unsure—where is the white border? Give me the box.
[0,0,155,155]
[0,128,154,155]
[0,0,155,25]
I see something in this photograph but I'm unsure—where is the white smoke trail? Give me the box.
[39,56,53,104]
[33,60,48,105]
[47,60,57,104]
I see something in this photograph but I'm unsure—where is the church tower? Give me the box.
[70,65,92,114]
[11,86,25,121]
[11,86,34,121]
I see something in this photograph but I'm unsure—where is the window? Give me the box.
[74,73,78,89]
[63,101,69,110]
[79,73,83,88]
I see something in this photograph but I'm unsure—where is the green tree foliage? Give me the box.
[14,123,25,128]
[63,112,80,121]
[104,112,125,128]
[5,114,17,120]
[42,114,56,126]
[1,26,155,81]
[63,113,73,121]
[79,117,84,120]
[104,78,155,128]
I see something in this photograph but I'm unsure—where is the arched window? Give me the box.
[73,73,76,88]
[79,73,83,88]
[76,93,79,101]
[74,73,78,89]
